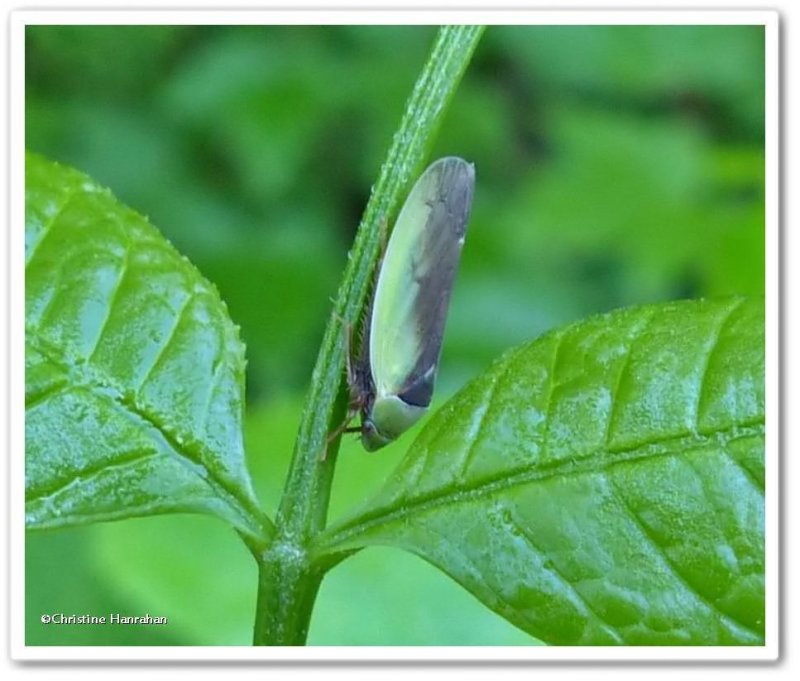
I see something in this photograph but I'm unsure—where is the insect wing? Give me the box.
[369,156,475,407]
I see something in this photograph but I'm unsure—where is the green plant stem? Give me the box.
[251,25,485,646]
[252,545,325,646]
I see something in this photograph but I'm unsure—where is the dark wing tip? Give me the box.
[398,366,436,408]
[396,156,474,408]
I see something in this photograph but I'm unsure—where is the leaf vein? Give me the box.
[86,246,131,363]
[416,520,546,636]
[29,260,66,332]
[198,358,224,436]
[319,423,764,553]
[26,448,159,503]
[26,185,81,267]
[24,333,263,538]
[541,330,565,450]
[505,510,626,644]
[24,377,70,410]
[603,309,658,451]
[722,447,763,491]
[454,371,502,482]
[605,472,761,641]
[695,298,747,431]
[27,499,220,531]
[135,291,194,393]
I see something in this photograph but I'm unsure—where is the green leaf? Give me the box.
[25,152,269,542]
[317,297,765,645]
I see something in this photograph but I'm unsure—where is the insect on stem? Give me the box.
[326,157,474,455]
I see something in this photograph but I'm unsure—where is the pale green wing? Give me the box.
[369,157,475,404]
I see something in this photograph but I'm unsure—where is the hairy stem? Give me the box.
[252,25,485,646]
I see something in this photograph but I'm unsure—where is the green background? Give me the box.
[25,24,765,645]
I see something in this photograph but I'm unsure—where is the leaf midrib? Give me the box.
[25,330,265,538]
[316,420,764,554]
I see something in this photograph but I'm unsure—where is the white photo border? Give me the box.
[8,7,780,663]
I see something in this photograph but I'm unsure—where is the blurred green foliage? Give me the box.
[25,24,764,645]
